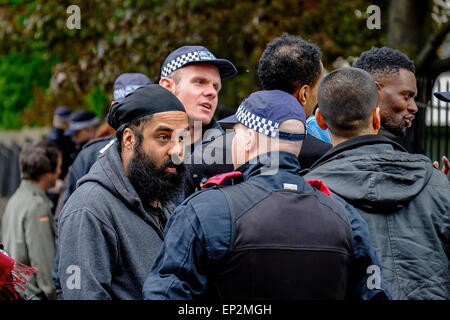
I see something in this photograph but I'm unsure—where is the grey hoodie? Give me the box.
[57,141,172,300]
[304,135,450,300]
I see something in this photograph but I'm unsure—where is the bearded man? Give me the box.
[56,85,189,300]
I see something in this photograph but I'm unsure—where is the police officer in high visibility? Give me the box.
[142,90,391,300]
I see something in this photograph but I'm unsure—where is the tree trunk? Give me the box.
[387,0,433,58]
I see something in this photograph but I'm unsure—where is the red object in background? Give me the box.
[0,251,36,300]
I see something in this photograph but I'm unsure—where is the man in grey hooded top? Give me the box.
[56,85,189,299]
[304,67,450,300]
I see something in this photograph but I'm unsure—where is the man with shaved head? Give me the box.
[305,67,450,300]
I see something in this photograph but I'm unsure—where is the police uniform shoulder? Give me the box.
[303,180,351,224]
[178,172,244,209]
[200,171,243,189]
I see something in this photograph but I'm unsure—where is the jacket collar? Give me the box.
[202,118,225,141]
[237,151,301,180]
[308,134,407,172]
[191,118,225,154]
[21,179,53,206]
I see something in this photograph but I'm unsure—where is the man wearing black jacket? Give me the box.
[184,33,330,196]
[304,67,450,299]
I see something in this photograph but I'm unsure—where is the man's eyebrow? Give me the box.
[154,126,174,132]
[192,76,221,89]
[154,126,190,132]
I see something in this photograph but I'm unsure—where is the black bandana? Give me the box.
[107,84,185,130]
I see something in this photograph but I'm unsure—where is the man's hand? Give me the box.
[433,156,449,176]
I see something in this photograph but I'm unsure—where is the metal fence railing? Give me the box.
[403,74,450,164]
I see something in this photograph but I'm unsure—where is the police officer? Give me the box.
[158,45,237,203]
[65,110,100,151]
[48,106,76,180]
[142,90,391,300]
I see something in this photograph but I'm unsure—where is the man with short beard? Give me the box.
[56,85,189,300]
[354,47,418,142]
[354,46,449,175]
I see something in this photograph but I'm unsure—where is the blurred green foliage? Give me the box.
[0,47,57,129]
[84,85,109,120]
[0,0,389,128]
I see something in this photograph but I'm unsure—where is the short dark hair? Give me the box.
[20,140,61,181]
[257,33,322,93]
[318,67,379,137]
[115,115,153,152]
[353,47,415,80]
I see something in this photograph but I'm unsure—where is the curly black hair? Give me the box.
[353,47,415,79]
[257,33,322,94]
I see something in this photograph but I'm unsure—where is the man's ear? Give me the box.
[295,85,309,106]
[315,108,328,130]
[372,107,381,131]
[375,81,383,94]
[122,128,135,151]
[159,77,176,93]
[246,129,257,153]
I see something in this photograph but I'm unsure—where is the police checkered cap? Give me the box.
[236,104,280,137]
[113,73,152,102]
[219,90,306,138]
[161,45,237,80]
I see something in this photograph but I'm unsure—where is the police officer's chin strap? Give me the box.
[277,132,306,141]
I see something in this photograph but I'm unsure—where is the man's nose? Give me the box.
[409,99,418,114]
[169,141,184,164]
[203,84,217,99]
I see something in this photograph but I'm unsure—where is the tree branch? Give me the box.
[416,19,450,73]
[428,57,450,75]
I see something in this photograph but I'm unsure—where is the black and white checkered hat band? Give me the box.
[161,52,204,78]
[236,105,279,137]
[114,85,143,101]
